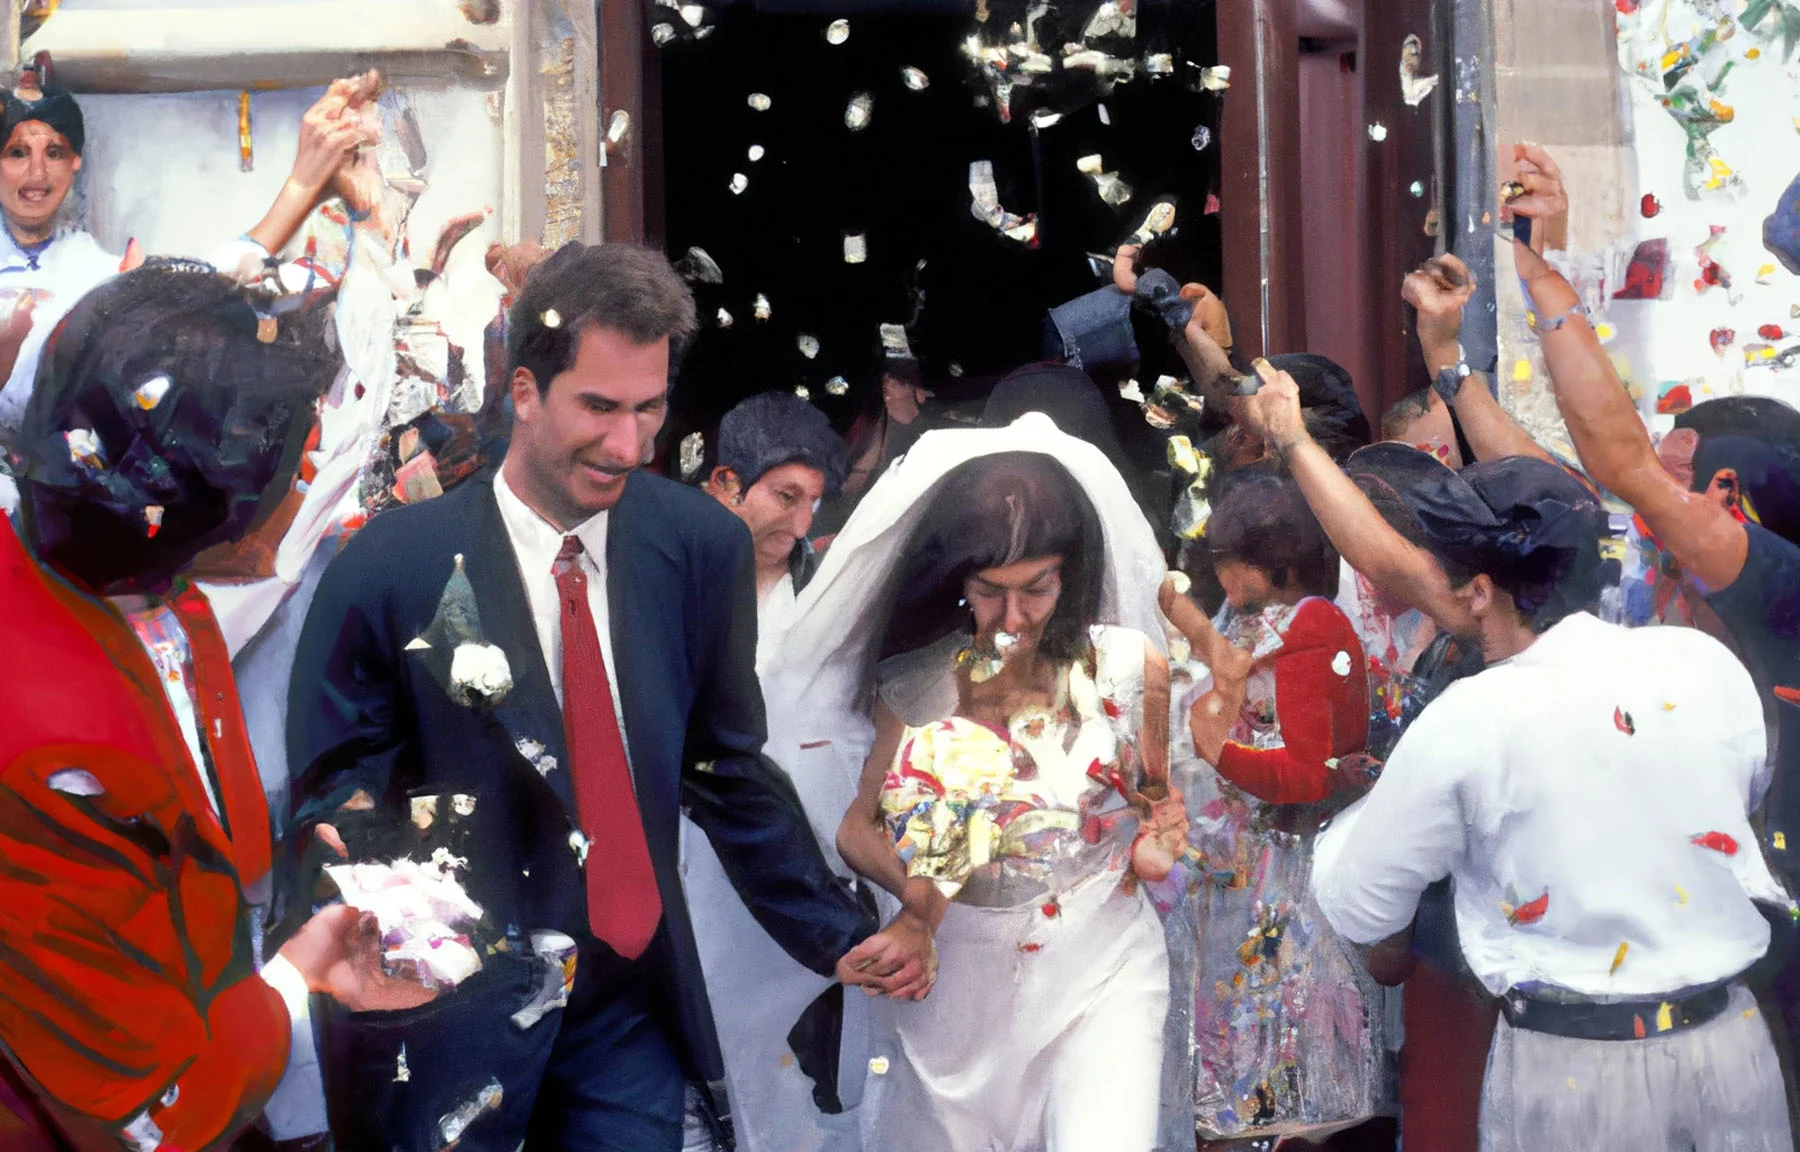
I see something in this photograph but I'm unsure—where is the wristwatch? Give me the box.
[1432,352,1474,403]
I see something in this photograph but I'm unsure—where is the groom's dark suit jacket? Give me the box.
[285,469,872,1148]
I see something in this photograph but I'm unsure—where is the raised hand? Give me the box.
[1506,142,1569,255]
[485,240,549,297]
[1402,253,1475,358]
[1236,359,1308,456]
[1183,282,1234,352]
[1112,242,1142,293]
[289,76,378,202]
[428,209,492,276]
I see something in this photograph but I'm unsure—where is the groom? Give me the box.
[287,243,925,1150]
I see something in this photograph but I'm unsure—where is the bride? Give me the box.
[740,413,1187,1152]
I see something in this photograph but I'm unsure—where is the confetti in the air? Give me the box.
[845,92,873,131]
[133,375,172,410]
[674,247,723,284]
[1399,34,1440,106]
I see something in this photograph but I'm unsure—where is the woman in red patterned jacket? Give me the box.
[0,263,425,1151]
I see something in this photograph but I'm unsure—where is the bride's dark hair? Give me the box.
[878,451,1105,661]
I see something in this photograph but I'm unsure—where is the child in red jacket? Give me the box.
[1171,472,1388,1146]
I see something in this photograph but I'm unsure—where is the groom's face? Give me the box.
[509,323,668,528]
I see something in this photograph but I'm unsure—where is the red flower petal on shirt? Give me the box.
[1506,891,1549,927]
[1613,707,1636,736]
[1691,831,1739,856]
[1041,900,1060,918]
[1017,941,1044,953]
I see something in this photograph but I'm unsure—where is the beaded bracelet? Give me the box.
[1535,301,1589,333]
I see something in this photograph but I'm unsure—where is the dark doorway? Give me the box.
[654,0,1225,457]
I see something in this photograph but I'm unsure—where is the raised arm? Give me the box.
[243,76,379,258]
[1172,284,1239,411]
[1239,362,1477,635]
[1512,239,1748,591]
[1406,253,1555,466]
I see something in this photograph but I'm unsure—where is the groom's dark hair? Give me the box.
[880,452,1105,662]
[507,242,698,394]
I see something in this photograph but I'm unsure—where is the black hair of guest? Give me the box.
[879,452,1105,663]
[1343,442,1479,587]
[506,242,698,394]
[1206,471,1341,600]
[1410,456,1612,633]
[1674,395,1800,447]
[15,261,338,597]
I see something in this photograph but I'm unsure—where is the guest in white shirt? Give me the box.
[1307,452,1795,1152]
[702,390,847,635]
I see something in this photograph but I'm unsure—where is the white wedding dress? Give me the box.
[684,413,1185,1152]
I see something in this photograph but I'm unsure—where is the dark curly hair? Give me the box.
[16,262,338,596]
[879,452,1104,662]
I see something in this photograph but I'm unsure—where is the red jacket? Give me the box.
[0,515,286,1150]
[1217,597,1372,806]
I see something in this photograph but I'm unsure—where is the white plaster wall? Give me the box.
[1491,0,1800,451]
[74,83,506,280]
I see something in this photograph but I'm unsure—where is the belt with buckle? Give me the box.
[1500,982,1733,1042]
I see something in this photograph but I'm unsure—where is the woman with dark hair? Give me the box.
[1166,470,1391,1145]
[756,414,1186,1152]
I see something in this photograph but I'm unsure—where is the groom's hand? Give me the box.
[837,910,937,1001]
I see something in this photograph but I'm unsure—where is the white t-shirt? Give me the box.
[1314,611,1787,999]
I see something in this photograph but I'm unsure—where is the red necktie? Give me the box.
[553,534,661,959]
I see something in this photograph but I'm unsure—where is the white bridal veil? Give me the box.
[685,413,1173,1152]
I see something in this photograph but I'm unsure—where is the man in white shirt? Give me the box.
[703,390,847,633]
[1307,449,1795,1150]
[0,262,422,1151]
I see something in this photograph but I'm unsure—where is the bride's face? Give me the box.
[965,555,1063,650]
